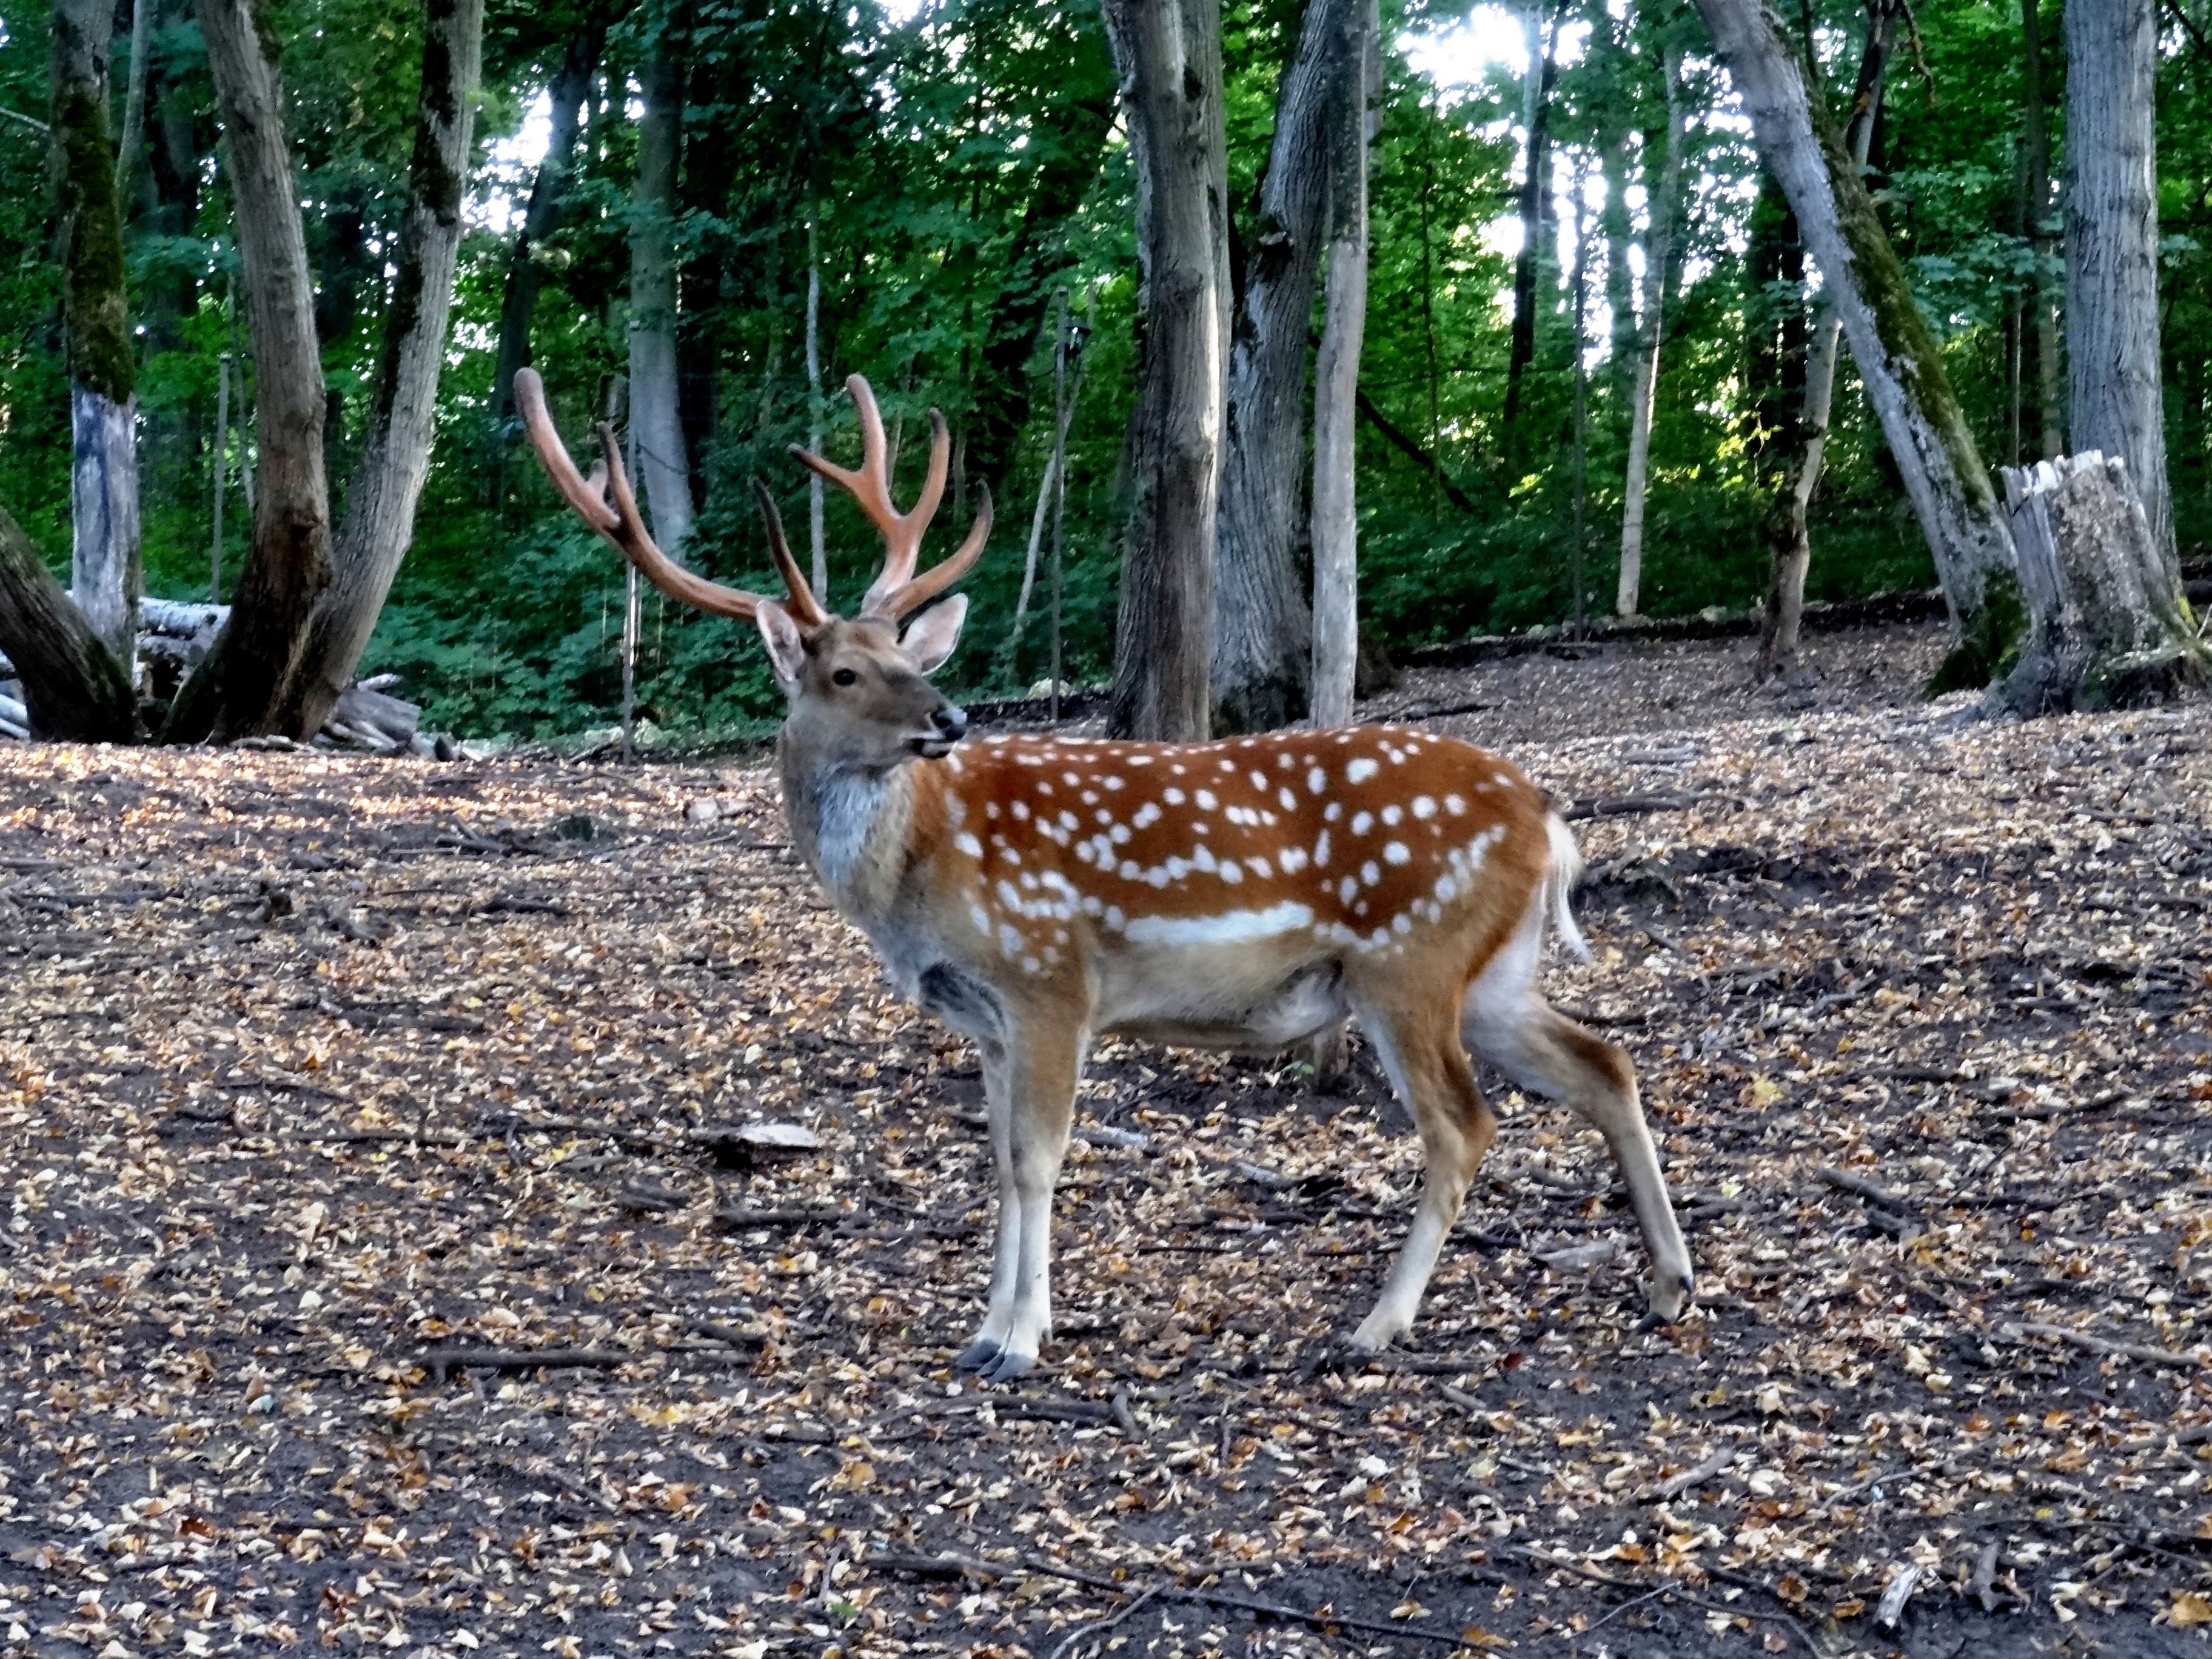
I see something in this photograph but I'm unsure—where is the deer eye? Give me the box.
[831,667,859,687]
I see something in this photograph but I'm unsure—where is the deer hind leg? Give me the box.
[955,1021,1082,1384]
[1461,925,1694,1321]
[1349,997,1498,1355]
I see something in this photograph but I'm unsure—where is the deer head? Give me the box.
[511,368,991,768]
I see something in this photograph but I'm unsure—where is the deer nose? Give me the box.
[933,705,969,741]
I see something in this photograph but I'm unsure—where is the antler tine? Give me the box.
[860,408,951,614]
[789,376,959,613]
[748,480,831,626]
[515,369,775,623]
[865,481,993,620]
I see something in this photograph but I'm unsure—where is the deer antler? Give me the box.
[788,374,993,620]
[513,368,828,627]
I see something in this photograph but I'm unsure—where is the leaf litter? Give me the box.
[1,621,2208,1659]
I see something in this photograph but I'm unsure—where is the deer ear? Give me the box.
[754,599,808,689]
[900,594,968,675]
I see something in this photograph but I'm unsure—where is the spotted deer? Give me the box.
[514,367,1694,1381]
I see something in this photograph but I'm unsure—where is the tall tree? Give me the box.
[2017,0,2061,462]
[491,10,610,424]
[1309,0,1375,728]
[1691,0,2021,691]
[1501,0,1564,453]
[1758,0,1894,679]
[1101,0,1230,743]
[2065,0,2175,585]
[169,0,483,740]
[0,507,134,742]
[1211,0,1365,735]
[51,0,141,672]
[629,2,692,553]
[1616,36,1685,618]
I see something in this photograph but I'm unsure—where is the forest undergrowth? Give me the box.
[2,621,2209,1659]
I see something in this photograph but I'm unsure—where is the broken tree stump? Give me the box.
[1991,451,2208,716]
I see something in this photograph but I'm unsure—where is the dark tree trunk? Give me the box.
[1101,0,1230,743]
[1210,0,1364,734]
[312,193,373,497]
[2019,0,2062,461]
[1501,0,1563,451]
[1992,453,2208,714]
[1758,0,1895,680]
[629,4,691,551]
[0,504,135,742]
[171,0,480,742]
[964,7,1115,499]
[52,0,141,671]
[490,12,606,425]
[1692,0,2022,692]
[168,0,332,741]
[2065,0,2175,587]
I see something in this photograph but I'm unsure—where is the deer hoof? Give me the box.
[953,1339,1004,1373]
[976,1347,1037,1384]
[1641,1270,1695,1327]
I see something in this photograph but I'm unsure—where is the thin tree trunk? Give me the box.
[1502,0,1564,448]
[269,0,483,738]
[0,504,134,742]
[2020,0,2061,461]
[2065,0,2175,587]
[806,209,825,600]
[1758,0,1894,680]
[491,11,606,423]
[1310,0,1375,729]
[1692,0,2022,691]
[1617,42,1684,618]
[964,6,1115,497]
[52,0,141,675]
[1212,0,1362,734]
[113,0,150,196]
[1101,0,1230,743]
[629,5,691,554]
[1568,159,1590,639]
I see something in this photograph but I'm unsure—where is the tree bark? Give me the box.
[491,11,607,424]
[1309,0,1374,729]
[113,0,150,197]
[168,0,332,741]
[52,0,141,672]
[1757,0,1894,680]
[1101,0,1230,743]
[1691,0,2022,691]
[1501,0,1564,452]
[629,3,692,553]
[1991,452,2207,715]
[268,0,483,738]
[964,7,1116,498]
[1617,40,1684,618]
[1211,0,1362,734]
[2019,0,2061,461]
[2065,0,2175,588]
[0,503,135,742]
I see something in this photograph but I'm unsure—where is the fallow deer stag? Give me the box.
[513,367,1694,1381]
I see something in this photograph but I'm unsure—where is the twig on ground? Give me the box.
[1650,1446,1738,1501]
[1999,1320,2204,1369]
[420,1346,631,1382]
[1816,1165,1917,1215]
[1047,1584,1162,1659]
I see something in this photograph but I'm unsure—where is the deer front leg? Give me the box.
[955,1020,1081,1384]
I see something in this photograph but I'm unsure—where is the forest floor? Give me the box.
[3,618,2211,1659]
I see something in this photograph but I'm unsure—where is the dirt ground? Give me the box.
[2,619,2209,1659]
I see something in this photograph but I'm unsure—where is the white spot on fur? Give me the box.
[1313,830,1331,868]
[1361,860,1380,886]
[1381,803,1403,826]
[1412,796,1436,819]
[1445,794,1466,816]
[1350,811,1374,836]
[1307,766,1327,795]
[1245,856,1271,879]
[1279,845,1309,874]
[1346,757,1379,784]
[1196,789,1218,810]
[1384,841,1410,865]
[954,832,983,859]
[1122,902,1315,947]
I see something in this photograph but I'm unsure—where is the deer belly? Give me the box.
[1099,961,1346,1054]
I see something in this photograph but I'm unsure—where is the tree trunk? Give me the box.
[1101,0,1230,743]
[1991,452,2207,714]
[1309,0,1374,729]
[0,504,135,742]
[491,11,607,424]
[964,7,1116,498]
[1691,0,2022,692]
[113,0,150,196]
[1617,41,1684,618]
[167,0,332,740]
[1757,0,1895,680]
[52,0,141,673]
[1211,0,1362,734]
[629,5,692,554]
[265,0,483,739]
[2065,0,2175,588]
[1501,0,1563,450]
[2020,0,2061,461]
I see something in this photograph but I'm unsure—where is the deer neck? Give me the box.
[777,735,917,920]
